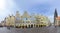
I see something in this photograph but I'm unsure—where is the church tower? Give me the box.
[15,11,20,17]
[54,8,58,26]
[15,11,21,24]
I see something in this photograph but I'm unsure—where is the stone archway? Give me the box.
[58,21,60,26]
[39,25,42,27]
[25,25,27,28]
[31,24,33,28]
[19,26,21,28]
[22,26,24,28]
[28,25,31,28]
[39,25,41,27]
[36,25,38,28]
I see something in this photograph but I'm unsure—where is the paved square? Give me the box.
[0,26,59,33]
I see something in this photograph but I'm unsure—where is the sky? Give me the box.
[0,0,60,23]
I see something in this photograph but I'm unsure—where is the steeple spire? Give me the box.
[54,8,58,26]
[54,8,58,17]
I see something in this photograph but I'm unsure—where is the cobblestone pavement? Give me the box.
[0,26,59,33]
[56,27,60,33]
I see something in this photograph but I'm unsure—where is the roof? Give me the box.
[56,16,60,20]
[22,11,31,18]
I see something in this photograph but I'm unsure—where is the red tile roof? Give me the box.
[56,16,60,20]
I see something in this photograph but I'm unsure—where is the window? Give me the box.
[16,17,20,20]
[24,18,28,20]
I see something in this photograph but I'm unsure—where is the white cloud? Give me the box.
[0,0,17,22]
[0,0,6,10]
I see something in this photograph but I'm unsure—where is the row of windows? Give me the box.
[16,17,36,20]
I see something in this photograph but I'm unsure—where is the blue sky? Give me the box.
[0,0,60,23]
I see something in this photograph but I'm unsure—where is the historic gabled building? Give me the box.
[5,15,15,27]
[3,11,50,28]
[56,17,60,26]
